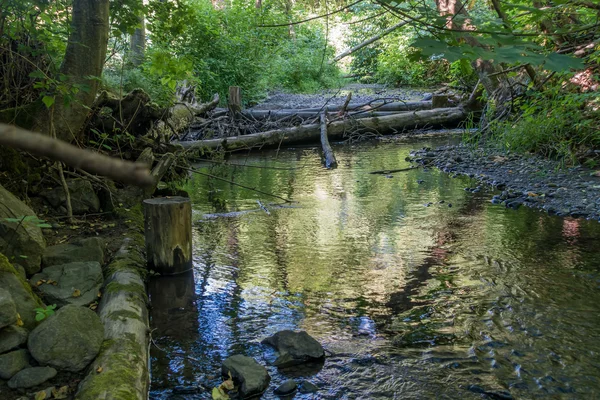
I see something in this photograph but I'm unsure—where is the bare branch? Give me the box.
[0,124,154,187]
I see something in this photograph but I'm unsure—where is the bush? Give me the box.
[486,84,600,163]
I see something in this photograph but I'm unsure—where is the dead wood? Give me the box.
[320,112,338,169]
[179,107,467,152]
[0,123,154,187]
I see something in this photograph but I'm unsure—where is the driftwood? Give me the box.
[339,92,353,116]
[157,93,220,137]
[180,107,467,152]
[0,123,154,187]
[320,112,337,169]
[369,166,418,174]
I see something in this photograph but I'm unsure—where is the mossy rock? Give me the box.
[0,253,45,330]
[0,183,46,275]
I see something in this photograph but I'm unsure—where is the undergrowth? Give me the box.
[477,84,600,164]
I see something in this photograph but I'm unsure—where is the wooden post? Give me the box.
[143,196,192,275]
[228,86,242,118]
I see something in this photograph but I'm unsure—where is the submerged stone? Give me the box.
[261,330,325,368]
[274,379,297,396]
[298,380,319,394]
[221,355,270,398]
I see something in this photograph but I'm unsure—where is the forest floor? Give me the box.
[409,145,600,222]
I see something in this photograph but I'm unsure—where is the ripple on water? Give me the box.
[150,138,600,399]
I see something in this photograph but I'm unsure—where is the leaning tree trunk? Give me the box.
[33,0,109,142]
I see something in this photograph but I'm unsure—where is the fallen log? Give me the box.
[0,123,154,187]
[246,100,432,114]
[240,109,405,121]
[179,107,467,152]
[320,112,337,169]
[76,235,149,400]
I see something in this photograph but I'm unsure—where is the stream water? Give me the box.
[149,136,600,399]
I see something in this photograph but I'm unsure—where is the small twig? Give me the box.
[369,166,419,174]
[180,165,293,203]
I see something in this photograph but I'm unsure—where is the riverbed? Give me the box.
[149,136,600,399]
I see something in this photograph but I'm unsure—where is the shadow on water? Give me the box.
[149,137,600,399]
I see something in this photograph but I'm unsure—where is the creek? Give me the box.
[149,136,600,399]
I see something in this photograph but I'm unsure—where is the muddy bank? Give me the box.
[409,144,600,221]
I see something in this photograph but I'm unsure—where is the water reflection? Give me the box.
[150,138,600,399]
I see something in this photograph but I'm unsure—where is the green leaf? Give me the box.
[35,313,45,322]
[543,53,584,73]
[19,255,28,259]
[42,96,55,109]
[36,223,53,228]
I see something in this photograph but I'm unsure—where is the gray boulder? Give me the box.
[40,179,100,215]
[274,379,297,396]
[0,287,17,329]
[28,305,104,372]
[0,325,28,354]
[30,261,102,307]
[42,237,104,267]
[7,366,56,389]
[0,349,31,379]
[221,355,270,399]
[0,184,46,275]
[261,330,324,368]
[0,253,45,329]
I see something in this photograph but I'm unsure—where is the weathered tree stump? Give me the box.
[143,196,192,275]
[228,86,242,119]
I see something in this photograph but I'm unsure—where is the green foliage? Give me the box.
[2,216,52,229]
[34,304,57,322]
[485,84,600,162]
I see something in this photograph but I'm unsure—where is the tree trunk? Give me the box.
[129,16,146,67]
[180,107,467,152]
[33,0,109,142]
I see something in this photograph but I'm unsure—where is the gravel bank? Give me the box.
[252,85,431,110]
[408,144,600,221]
